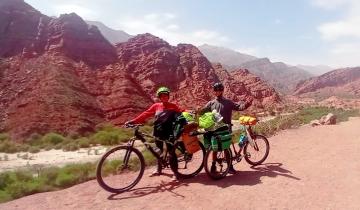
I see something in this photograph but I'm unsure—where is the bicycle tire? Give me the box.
[244,134,270,166]
[170,141,205,179]
[96,145,145,193]
[204,148,231,180]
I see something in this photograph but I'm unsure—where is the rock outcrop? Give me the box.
[0,0,116,66]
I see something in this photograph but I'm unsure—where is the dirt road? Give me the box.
[2,117,360,210]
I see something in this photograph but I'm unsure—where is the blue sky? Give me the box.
[26,0,360,68]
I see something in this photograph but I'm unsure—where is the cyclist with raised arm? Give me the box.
[199,82,252,174]
[125,86,184,176]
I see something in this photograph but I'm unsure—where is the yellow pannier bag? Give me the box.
[239,116,257,125]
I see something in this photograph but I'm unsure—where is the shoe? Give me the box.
[149,169,162,177]
[228,165,237,174]
[210,162,217,174]
[149,163,162,177]
[171,175,180,181]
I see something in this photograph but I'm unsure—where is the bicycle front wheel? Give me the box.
[204,149,231,180]
[96,145,145,193]
[244,134,270,166]
[171,141,205,179]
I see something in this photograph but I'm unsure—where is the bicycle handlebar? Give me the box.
[123,123,144,129]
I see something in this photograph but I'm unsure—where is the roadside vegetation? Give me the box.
[0,162,97,203]
[233,106,360,139]
[0,149,157,203]
[0,124,152,154]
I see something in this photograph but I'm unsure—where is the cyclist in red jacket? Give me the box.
[126,86,184,176]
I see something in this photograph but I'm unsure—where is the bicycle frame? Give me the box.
[123,126,176,167]
[231,124,259,160]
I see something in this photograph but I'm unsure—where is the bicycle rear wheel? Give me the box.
[96,145,145,193]
[244,134,270,166]
[204,149,231,180]
[171,141,205,179]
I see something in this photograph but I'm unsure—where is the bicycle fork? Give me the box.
[245,127,259,151]
[123,139,136,167]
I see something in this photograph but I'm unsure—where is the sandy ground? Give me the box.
[1,117,360,210]
[0,146,107,172]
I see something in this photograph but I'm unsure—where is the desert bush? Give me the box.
[41,133,65,145]
[55,171,77,187]
[77,137,90,148]
[0,133,9,142]
[62,143,79,152]
[0,141,21,153]
[29,146,40,153]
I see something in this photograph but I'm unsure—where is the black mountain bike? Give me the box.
[96,124,205,193]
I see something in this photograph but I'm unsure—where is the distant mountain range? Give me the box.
[294,67,360,98]
[86,20,132,44]
[295,64,333,76]
[198,44,257,67]
[199,44,320,93]
[238,58,314,93]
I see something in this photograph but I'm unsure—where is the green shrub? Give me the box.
[4,182,27,199]
[92,123,133,145]
[55,172,76,187]
[27,133,42,146]
[14,171,33,182]
[92,131,120,145]
[62,143,79,152]
[77,137,90,148]
[0,190,12,203]
[54,163,96,187]
[0,141,21,153]
[41,133,65,145]
[29,146,41,153]
[40,167,59,185]
[6,180,44,199]
[0,173,14,189]
[0,134,9,142]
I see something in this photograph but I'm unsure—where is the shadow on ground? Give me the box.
[107,162,300,200]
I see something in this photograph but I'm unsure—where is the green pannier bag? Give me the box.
[199,112,215,129]
[211,130,232,151]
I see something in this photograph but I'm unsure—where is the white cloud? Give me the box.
[312,0,360,66]
[117,13,231,46]
[311,0,351,10]
[318,15,360,40]
[315,0,360,40]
